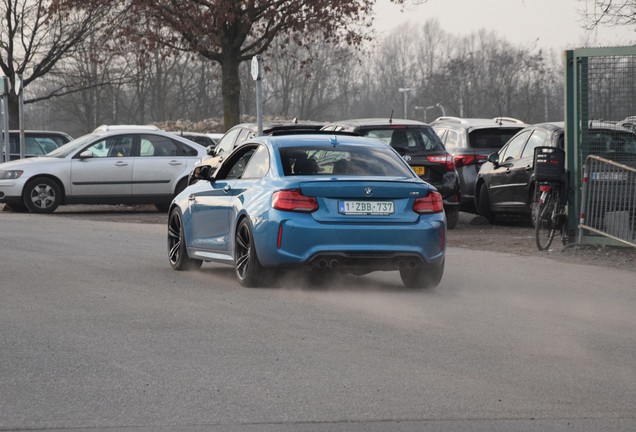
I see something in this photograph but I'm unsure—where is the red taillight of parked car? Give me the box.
[453,154,487,168]
[413,191,444,214]
[272,189,318,213]
[427,155,455,171]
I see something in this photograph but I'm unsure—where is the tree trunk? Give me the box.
[221,54,241,131]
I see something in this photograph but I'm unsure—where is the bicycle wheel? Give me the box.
[535,191,557,251]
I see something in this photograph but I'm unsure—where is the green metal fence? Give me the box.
[565,46,636,246]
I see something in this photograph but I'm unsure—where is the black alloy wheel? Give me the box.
[168,208,202,270]
[235,218,266,287]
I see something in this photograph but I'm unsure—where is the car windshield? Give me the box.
[358,127,445,155]
[46,134,97,158]
[468,128,520,149]
[279,145,415,177]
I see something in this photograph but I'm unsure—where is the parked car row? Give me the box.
[473,120,636,224]
[4,117,634,227]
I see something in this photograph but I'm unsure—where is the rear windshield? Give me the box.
[358,127,445,155]
[279,145,415,177]
[586,129,636,164]
[468,128,522,149]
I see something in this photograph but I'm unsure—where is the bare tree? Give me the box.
[52,0,406,130]
[42,44,224,135]
[579,0,636,28]
[0,0,119,128]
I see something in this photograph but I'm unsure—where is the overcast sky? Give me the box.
[374,0,635,50]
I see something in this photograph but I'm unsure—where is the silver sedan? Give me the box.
[0,125,207,213]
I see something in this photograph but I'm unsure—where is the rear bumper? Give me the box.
[308,251,442,274]
[427,172,460,202]
[254,214,446,268]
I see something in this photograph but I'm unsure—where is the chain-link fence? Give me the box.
[565,47,636,247]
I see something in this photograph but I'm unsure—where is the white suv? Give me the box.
[0,126,207,213]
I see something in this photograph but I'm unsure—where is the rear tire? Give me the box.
[235,218,267,287]
[168,208,202,270]
[23,177,62,213]
[535,193,557,251]
[445,206,459,229]
[400,259,444,289]
[477,183,495,224]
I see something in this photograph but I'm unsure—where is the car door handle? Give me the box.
[169,160,183,166]
[114,161,128,166]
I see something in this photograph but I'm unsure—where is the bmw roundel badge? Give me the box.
[364,187,373,196]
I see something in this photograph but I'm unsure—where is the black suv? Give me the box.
[322,118,461,228]
[431,117,526,212]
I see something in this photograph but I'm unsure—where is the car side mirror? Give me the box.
[206,145,215,156]
[79,150,93,159]
[192,165,213,181]
[487,152,499,166]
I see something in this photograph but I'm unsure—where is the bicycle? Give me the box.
[534,181,568,250]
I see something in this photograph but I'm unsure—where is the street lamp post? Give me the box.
[398,87,413,119]
[434,102,446,117]
[414,106,426,122]
[414,103,446,123]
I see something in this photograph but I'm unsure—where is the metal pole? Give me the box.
[256,78,263,136]
[2,77,10,163]
[0,94,4,163]
[18,74,25,159]
[398,88,412,120]
[252,55,263,136]
[403,92,408,119]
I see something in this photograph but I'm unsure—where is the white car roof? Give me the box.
[93,125,160,133]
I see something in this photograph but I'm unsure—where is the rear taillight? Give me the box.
[413,191,444,214]
[539,185,552,193]
[272,189,318,213]
[453,154,487,168]
[427,155,455,171]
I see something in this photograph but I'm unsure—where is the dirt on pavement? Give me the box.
[3,203,635,272]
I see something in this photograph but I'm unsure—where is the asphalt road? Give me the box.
[1,212,635,431]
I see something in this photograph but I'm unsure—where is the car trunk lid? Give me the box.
[297,178,434,223]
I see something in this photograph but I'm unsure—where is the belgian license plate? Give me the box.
[339,201,394,215]
[412,166,425,175]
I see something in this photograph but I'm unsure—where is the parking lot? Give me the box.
[1,208,635,431]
